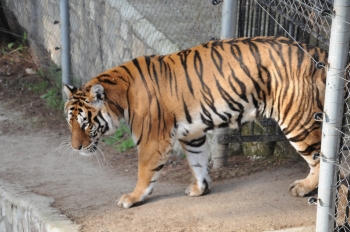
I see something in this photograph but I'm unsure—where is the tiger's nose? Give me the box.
[71,141,83,150]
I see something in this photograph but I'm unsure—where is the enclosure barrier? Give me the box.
[211,0,238,169]
[2,0,350,231]
[60,0,71,87]
[316,0,350,231]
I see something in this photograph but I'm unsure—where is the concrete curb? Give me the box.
[266,226,315,232]
[0,178,79,232]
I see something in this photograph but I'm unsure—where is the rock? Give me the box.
[25,68,36,75]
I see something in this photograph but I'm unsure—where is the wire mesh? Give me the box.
[258,0,333,45]
[253,1,350,230]
[1,0,350,230]
[1,0,61,73]
[334,66,350,231]
[68,0,222,83]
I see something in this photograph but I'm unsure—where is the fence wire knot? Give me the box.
[313,112,324,121]
[313,151,321,161]
[316,62,326,69]
[211,0,222,5]
[321,9,332,17]
[308,197,318,205]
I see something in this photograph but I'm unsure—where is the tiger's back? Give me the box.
[64,36,327,208]
[123,36,326,146]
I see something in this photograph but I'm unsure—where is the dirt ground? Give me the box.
[0,44,317,231]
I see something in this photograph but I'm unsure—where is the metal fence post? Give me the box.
[220,0,238,39]
[60,0,71,87]
[316,0,350,231]
[212,0,238,169]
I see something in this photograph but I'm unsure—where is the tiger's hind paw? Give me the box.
[289,179,317,197]
[185,179,211,196]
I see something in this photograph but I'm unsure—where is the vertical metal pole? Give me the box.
[60,0,71,87]
[220,0,238,39]
[316,0,350,231]
[212,0,238,170]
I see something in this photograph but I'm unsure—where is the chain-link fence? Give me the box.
[2,0,350,230]
[238,1,350,231]
[214,0,333,164]
[67,0,222,83]
[334,65,350,231]
[2,0,222,84]
[1,0,61,75]
[258,0,332,45]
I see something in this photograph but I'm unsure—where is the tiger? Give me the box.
[63,36,327,208]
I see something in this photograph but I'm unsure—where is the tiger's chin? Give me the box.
[77,142,100,157]
[78,150,95,157]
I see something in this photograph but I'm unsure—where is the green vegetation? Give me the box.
[102,120,135,152]
[39,68,65,111]
[25,80,48,94]
[1,32,27,58]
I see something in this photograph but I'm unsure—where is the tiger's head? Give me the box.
[63,84,120,156]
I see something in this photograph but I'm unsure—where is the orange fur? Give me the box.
[64,36,328,208]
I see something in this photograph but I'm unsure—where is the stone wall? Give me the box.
[0,179,78,232]
[3,0,220,83]
[68,0,180,83]
[3,0,61,68]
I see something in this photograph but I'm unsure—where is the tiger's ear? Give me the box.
[63,85,77,99]
[89,84,105,108]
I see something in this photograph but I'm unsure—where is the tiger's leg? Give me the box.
[289,153,319,197]
[116,140,172,208]
[287,130,321,197]
[180,135,211,196]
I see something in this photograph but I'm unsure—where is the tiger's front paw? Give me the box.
[185,179,211,196]
[289,179,317,197]
[116,193,143,208]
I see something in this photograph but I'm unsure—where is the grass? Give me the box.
[25,80,48,94]
[36,67,65,111]
[1,32,27,60]
[38,67,80,112]
[102,119,135,152]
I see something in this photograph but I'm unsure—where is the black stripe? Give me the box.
[211,46,223,76]
[97,74,116,85]
[194,50,203,80]
[230,45,262,100]
[152,63,160,89]
[173,114,178,129]
[216,78,243,112]
[107,98,124,116]
[177,49,194,96]
[186,149,202,154]
[229,64,248,103]
[200,103,214,131]
[287,122,321,142]
[97,111,109,133]
[132,58,152,102]
[152,164,164,172]
[111,70,128,83]
[166,62,174,95]
[136,122,144,146]
[202,81,227,121]
[247,41,265,83]
[120,65,134,81]
[279,86,295,126]
[183,98,192,124]
[180,135,206,148]
[298,142,321,155]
